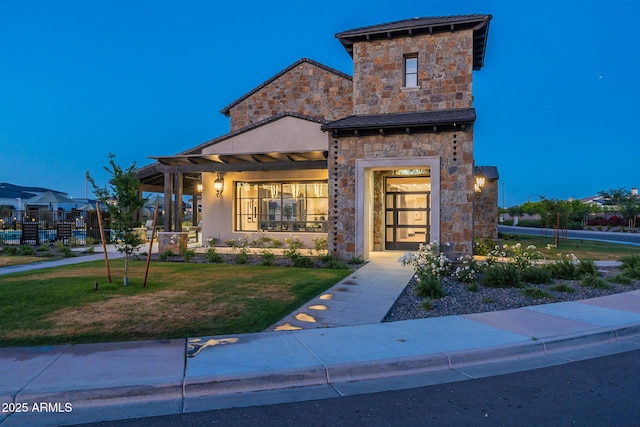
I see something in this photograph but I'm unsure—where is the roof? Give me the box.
[0,182,66,200]
[475,166,499,180]
[321,108,476,136]
[220,58,352,116]
[336,14,492,70]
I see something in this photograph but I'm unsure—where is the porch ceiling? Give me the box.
[137,150,328,193]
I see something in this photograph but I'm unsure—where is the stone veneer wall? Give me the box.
[328,129,475,259]
[473,179,499,240]
[350,30,474,114]
[227,61,353,131]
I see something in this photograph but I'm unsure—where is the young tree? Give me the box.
[87,154,146,286]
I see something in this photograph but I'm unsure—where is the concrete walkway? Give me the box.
[0,253,639,426]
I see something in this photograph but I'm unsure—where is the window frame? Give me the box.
[403,54,419,88]
[235,180,328,233]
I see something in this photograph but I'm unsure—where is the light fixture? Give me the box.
[214,173,224,198]
[196,183,203,193]
[474,176,486,193]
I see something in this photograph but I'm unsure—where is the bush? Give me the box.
[581,275,610,289]
[159,250,174,261]
[4,246,18,255]
[235,252,249,264]
[521,288,553,299]
[19,245,36,256]
[348,255,365,265]
[577,259,598,277]
[292,256,315,268]
[284,237,303,260]
[415,273,445,298]
[323,256,350,270]
[401,242,451,279]
[181,247,196,262]
[610,274,632,285]
[421,298,434,311]
[205,247,223,263]
[521,266,552,284]
[60,246,75,258]
[549,258,580,280]
[516,219,543,228]
[260,251,276,266]
[618,255,640,279]
[481,264,521,288]
[473,238,495,256]
[549,283,576,293]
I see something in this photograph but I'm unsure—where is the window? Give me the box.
[235,181,328,232]
[404,55,418,88]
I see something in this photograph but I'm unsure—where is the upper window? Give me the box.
[404,55,418,88]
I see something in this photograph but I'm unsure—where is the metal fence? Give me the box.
[0,210,109,246]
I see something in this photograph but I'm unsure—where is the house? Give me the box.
[137,14,499,259]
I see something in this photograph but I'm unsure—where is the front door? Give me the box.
[385,177,430,250]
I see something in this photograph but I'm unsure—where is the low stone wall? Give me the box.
[157,232,188,254]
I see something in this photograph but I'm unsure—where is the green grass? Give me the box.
[0,260,351,347]
[497,234,640,260]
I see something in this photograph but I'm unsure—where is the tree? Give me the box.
[86,154,146,286]
[598,188,640,228]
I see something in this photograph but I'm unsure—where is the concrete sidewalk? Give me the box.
[1,254,639,426]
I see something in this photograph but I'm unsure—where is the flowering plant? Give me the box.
[453,256,483,284]
[486,242,542,271]
[402,241,452,279]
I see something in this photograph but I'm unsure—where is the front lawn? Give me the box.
[0,260,351,347]
[497,234,640,260]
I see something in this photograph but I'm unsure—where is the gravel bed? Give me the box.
[383,268,640,322]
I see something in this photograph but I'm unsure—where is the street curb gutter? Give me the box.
[2,324,639,426]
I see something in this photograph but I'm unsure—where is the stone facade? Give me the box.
[351,31,474,115]
[474,179,499,240]
[329,130,475,258]
[224,60,353,131]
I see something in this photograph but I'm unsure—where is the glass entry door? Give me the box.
[385,177,430,250]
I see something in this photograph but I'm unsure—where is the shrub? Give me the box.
[415,273,445,298]
[159,250,174,261]
[610,274,632,285]
[205,247,223,263]
[516,219,543,228]
[19,244,36,256]
[83,246,95,254]
[235,252,249,264]
[581,275,610,289]
[323,256,350,270]
[486,242,542,271]
[401,242,451,279]
[467,282,479,292]
[181,247,196,262]
[618,254,640,279]
[60,246,75,258]
[311,236,328,256]
[54,240,66,253]
[284,237,303,260]
[260,251,275,266]
[68,237,81,248]
[292,256,315,268]
[521,266,552,284]
[421,299,434,311]
[4,246,18,255]
[481,263,521,288]
[577,259,598,277]
[549,258,580,280]
[85,236,95,246]
[473,238,494,256]
[453,256,481,284]
[549,283,576,293]
[348,255,365,265]
[521,288,553,299]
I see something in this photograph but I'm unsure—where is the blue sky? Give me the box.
[1,0,638,206]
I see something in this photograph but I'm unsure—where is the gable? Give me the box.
[202,115,327,155]
[221,59,353,131]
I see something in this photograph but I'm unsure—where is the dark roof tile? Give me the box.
[322,108,476,132]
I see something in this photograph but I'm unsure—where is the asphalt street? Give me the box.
[78,348,640,427]
[498,225,640,247]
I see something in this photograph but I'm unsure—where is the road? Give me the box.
[81,349,640,427]
[499,225,640,247]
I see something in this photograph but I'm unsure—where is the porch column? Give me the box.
[163,172,173,232]
[173,173,183,232]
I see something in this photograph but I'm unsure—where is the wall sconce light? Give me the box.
[196,183,203,193]
[214,173,224,198]
[474,176,486,193]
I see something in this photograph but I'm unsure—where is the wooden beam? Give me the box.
[155,160,327,174]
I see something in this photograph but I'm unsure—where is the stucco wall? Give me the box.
[200,169,328,249]
[351,30,474,115]
[226,61,353,131]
